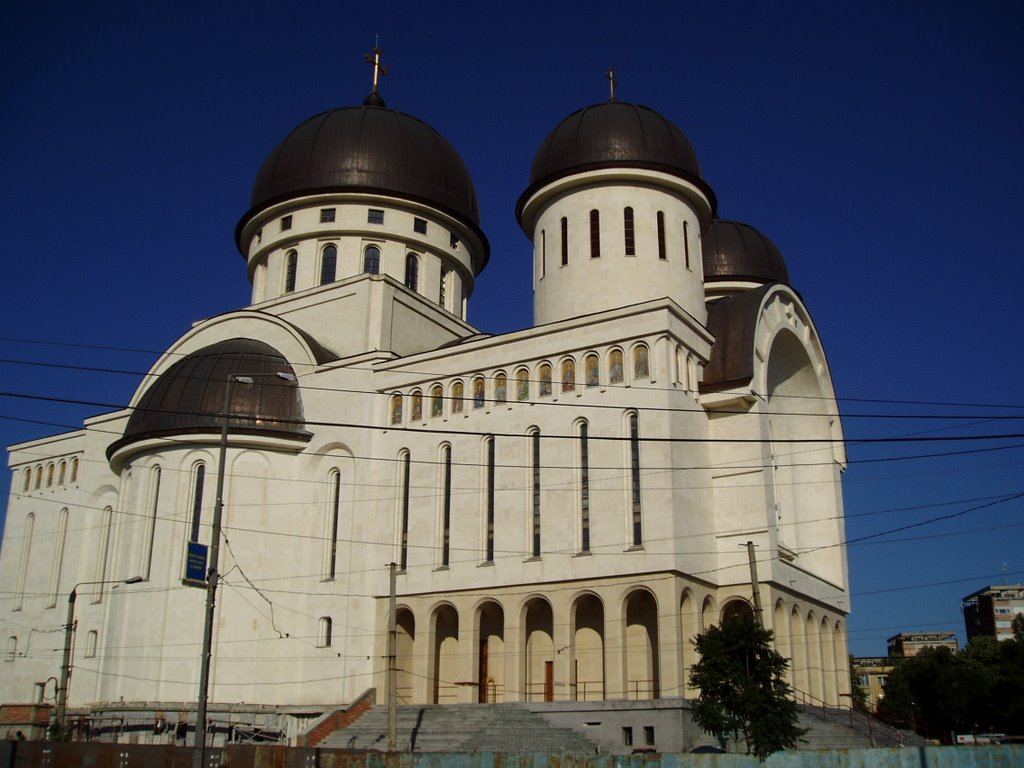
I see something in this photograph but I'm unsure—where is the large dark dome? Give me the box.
[518,101,715,220]
[108,338,309,459]
[702,220,790,286]
[238,100,483,241]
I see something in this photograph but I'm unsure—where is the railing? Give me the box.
[571,680,605,701]
[626,679,656,701]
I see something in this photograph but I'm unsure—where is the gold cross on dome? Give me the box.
[606,67,617,102]
[364,40,389,96]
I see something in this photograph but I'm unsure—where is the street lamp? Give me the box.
[55,576,143,735]
[193,371,296,768]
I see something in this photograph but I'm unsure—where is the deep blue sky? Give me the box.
[2,1,1022,658]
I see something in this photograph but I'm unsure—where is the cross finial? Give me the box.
[606,67,617,103]
[364,38,389,97]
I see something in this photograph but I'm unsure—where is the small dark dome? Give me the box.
[238,101,485,251]
[518,102,715,220]
[702,220,790,286]
[108,339,308,458]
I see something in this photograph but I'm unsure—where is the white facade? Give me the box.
[1,94,850,737]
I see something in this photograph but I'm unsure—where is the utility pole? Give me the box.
[386,562,397,751]
[746,541,764,626]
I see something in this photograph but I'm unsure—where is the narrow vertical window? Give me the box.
[440,445,452,567]
[494,373,508,404]
[70,458,79,483]
[633,344,650,380]
[531,430,541,558]
[92,507,113,604]
[22,468,30,493]
[561,359,576,393]
[430,385,444,418]
[399,452,411,570]
[451,382,464,415]
[579,422,590,553]
[34,466,42,490]
[589,209,601,258]
[439,268,449,308]
[46,464,54,487]
[14,513,34,610]
[284,250,298,292]
[624,207,635,256]
[390,394,403,425]
[320,244,337,285]
[540,230,546,277]
[405,253,419,290]
[364,245,381,274]
[411,391,423,421]
[683,220,691,269]
[561,217,568,266]
[318,617,333,647]
[325,470,341,579]
[5,637,15,662]
[48,508,69,607]
[538,364,552,397]
[58,461,67,485]
[189,463,206,543]
[84,630,98,658]
[484,436,495,563]
[141,467,161,580]
[657,211,666,260]
[629,412,643,546]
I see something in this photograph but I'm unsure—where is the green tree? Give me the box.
[849,656,870,713]
[688,617,805,760]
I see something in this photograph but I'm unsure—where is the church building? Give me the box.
[1,74,850,742]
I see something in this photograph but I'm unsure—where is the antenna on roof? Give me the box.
[363,37,389,103]
[605,67,617,103]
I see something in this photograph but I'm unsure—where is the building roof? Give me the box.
[700,284,774,392]
[702,219,790,286]
[108,338,309,458]
[237,95,487,259]
[517,101,716,222]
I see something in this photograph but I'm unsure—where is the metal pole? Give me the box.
[193,376,235,768]
[746,541,764,626]
[387,561,398,751]
[55,587,78,734]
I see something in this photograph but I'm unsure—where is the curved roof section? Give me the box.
[108,338,309,458]
[517,101,716,221]
[700,285,774,392]
[702,220,790,286]
[238,100,488,257]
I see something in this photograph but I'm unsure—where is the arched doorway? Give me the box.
[680,589,700,697]
[571,593,605,701]
[431,604,459,704]
[523,598,554,701]
[477,601,504,702]
[624,590,659,700]
[396,608,415,704]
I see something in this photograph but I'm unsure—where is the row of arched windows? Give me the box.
[539,208,692,275]
[21,457,79,494]
[388,344,651,425]
[280,245,429,297]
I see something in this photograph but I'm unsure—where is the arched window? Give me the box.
[683,220,691,269]
[472,377,486,409]
[70,458,79,483]
[538,364,552,397]
[390,393,403,425]
[318,617,333,648]
[515,369,530,401]
[584,353,600,387]
[451,382,464,415]
[483,436,495,563]
[5,636,15,662]
[398,452,411,570]
[430,385,444,418]
[494,373,508,405]
[561,216,568,266]
[48,508,69,607]
[633,344,650,380]
[609,349,624,385]
[58,461,67,486]
[624,207,636,256]
[284,250,298,292]
[46,463,54,487]
[22,468,30,493]
[85,630,98,658]
[320,244,337,285]
[33,465,42,490]
[439,268,449,308]
[628,412,643,546]
[405,253,419,291]
[561,359,576,393]
[589,209,601,258]
[92,507,113,604]
[530,428,542,557]
[540,229,546,277]
[325,470,342,579]
[578,421,590,553]
[363,245,381,274]
[657,212,666,260]
[411,390,423,421]
[189,463,206,543]
[14,513,34,610]
[141,466,161,580]
[439,445,452,567]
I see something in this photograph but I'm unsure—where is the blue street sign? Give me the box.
[183,542,209,588]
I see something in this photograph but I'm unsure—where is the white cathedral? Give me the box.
[1,77,850,742]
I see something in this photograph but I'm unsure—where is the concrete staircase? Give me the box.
[317,703,597,753]
[797,705,928,749]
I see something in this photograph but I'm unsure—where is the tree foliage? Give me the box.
[848,655,870,713]
[688,617,805,760]
[877,633,1024,738]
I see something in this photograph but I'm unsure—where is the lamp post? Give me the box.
[193,371,296,768]
[55,576,143,736]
